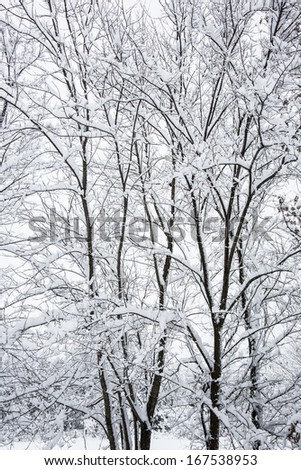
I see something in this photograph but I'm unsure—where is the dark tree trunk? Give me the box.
[140,423,152,450]
[208,326,222,450]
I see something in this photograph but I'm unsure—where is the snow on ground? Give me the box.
[2,434,191,451]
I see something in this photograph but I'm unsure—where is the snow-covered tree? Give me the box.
[1,0,300,451]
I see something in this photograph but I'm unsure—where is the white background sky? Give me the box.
[123,0,162,17]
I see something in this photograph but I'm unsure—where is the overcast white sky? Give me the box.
[123,0,162,17]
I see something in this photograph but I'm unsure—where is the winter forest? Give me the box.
[1,0,301,451]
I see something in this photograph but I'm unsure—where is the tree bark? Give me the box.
[208,326,222,449]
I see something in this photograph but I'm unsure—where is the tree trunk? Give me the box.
[208,326,222,450]
[140,423,152,450]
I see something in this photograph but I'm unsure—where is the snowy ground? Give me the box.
[3,434,191,451]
